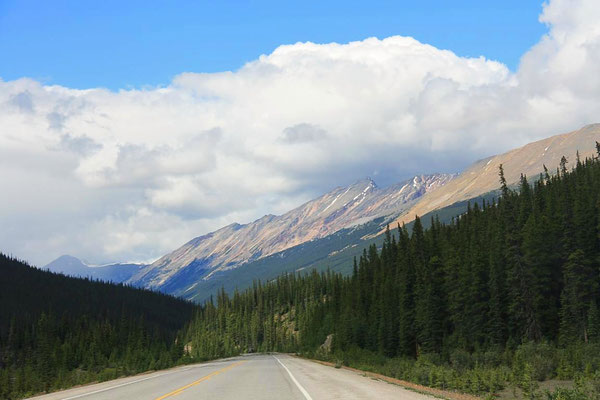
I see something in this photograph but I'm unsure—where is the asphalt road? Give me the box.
[28,354,434,400]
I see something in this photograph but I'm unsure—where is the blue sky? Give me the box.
[0,0,546,90]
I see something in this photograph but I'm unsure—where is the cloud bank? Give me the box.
[1,0,599,265]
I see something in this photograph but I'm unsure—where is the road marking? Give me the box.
[60,368,192,400]
[154,360,245,400]
[273,356,314,400]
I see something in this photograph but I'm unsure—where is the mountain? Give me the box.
[44,254,143,283]
[388,123,600,229]
[127,173,454,291]
[172,190,500,302]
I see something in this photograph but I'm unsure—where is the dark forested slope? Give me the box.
[0,255,196,399]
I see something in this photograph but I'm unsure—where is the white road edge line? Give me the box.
[273,355,314,400]
[59,367,192,400]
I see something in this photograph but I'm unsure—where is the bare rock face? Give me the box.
[320,334,334,354]
[389,124,600,229]
[128,173,454,289]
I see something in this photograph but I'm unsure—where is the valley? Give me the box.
[4,125,600,399]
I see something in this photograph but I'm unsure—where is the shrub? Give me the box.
[450,348,473,371]
[513,342,558,381]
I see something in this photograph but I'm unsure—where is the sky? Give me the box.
[1,1,545,90]
[1,0,600,266]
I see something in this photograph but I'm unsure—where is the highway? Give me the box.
[28,354,435,400]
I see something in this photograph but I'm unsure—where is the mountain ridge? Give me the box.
[44,254,144,283]
[387,123,600,230]
[127,173,455,290]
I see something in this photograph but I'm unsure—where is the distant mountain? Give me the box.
[127,174,454,291]
[44,255,143,283]
[173,123,600,302]
[388,123,600,229]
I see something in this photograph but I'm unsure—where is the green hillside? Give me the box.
[0,255,196,399]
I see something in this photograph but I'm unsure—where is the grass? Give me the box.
[497,380,574,399]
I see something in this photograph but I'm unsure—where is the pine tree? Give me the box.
[397,224,416,357]
[587,300,600,343]
[559,249,594,343]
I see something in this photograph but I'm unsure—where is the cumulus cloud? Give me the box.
[9,91,34,113]
[280,123,327,144]
[1,0,599,266]
[58,134,102,155]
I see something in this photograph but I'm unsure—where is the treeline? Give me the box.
[335,154,600,356]
[0,255,196,399]
[184,271,341,359]
[184,150,600,396]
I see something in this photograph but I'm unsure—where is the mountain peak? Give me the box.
[355,177,377,188]
[366,177,377,189]
[45,254,86,269]
[55,254,80,261]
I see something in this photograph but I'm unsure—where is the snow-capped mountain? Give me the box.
[44,255,144,283]
[127,173,454,290]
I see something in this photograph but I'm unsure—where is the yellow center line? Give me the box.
[154,360,246,400]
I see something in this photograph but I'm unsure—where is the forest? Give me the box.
[0,255,195,399]
[4,149,600,399]
[183,151,600,398]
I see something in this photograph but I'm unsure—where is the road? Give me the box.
[28,354,435,400]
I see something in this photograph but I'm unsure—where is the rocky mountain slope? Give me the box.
[128,174,455,290]
[44,255,143,283]
[388,123,600,228]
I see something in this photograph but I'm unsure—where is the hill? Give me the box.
[0,254,195,399]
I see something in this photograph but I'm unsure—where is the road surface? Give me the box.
[29,354,434,400]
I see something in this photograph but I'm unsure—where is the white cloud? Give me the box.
[280,123,327,144]
[1,0,599,266]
